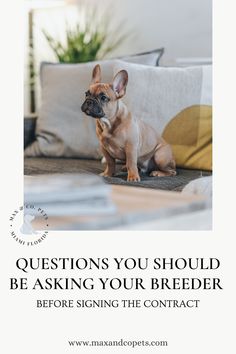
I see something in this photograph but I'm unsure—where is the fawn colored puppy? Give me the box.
[81,64,176,181]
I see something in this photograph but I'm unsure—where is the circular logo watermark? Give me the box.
[9,204,49,246]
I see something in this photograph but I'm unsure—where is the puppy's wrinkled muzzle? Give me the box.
[81,99,104,118]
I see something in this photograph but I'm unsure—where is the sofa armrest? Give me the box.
[24,115,37,148]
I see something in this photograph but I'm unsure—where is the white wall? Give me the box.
[82,0,212,63]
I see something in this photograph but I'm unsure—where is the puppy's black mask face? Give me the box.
[81,91,108,119]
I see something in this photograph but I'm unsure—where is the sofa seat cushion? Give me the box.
[24,157,211,191]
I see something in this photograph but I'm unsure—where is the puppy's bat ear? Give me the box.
[112,70,128,98]
[91,64,101,84]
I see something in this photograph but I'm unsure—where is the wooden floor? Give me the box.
[112,185,204,212]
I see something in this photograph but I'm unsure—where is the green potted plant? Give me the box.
[42,8,129,63]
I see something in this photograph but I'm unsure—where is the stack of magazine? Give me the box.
[24,174,116,216]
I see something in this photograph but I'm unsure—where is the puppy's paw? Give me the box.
[127,171,141,182]
[149,170,164,177]
[150,170,176,177]
[100,171,114,177]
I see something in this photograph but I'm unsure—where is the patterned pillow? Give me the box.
[113,61,212,170]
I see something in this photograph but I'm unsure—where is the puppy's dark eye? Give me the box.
[85,91,90,97]
[100,94,109,102]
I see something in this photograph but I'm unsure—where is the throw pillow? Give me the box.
[24,48,164,158]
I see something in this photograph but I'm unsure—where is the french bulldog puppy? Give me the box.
[81,64,176,181]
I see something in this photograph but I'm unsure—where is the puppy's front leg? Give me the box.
[125,143,140,182]
[100,146,116,177]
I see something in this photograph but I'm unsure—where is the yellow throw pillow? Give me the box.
[163,105,212,171]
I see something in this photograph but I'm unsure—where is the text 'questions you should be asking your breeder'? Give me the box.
[10,257,223,291]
